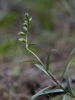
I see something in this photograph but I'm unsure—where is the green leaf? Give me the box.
[29,86,52,100]
[61,0,75,19]
[35,64,54,79]
[28,43,38,47]
[35,64,49,76]
[20,60,38,64]
[46,53,50,71]
[62,94,67,100]
[61,48,75,82]
[71,88,75,95]
[65,62,73,95]
[39,89,64,95]
[29,88,64,100]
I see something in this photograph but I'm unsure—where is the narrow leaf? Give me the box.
[61,48,75,82]
[71,88,75,95]
[29,86,53,100]
[62,94,67,100]
[46,53,50,71]
[65,62,73,95]
[29,89,64,100]
[28,43,38,47]
[35,64,49,76]
[39,89,64,95]
[35,64,55,80]
[61,0,74,18]
[19,60,38,64]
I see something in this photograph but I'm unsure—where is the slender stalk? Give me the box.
[26,34,45,68]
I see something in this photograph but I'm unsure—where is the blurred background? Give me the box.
[0,0,75,100]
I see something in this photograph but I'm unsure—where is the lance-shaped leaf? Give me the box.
[29,88,64,100]
[71,88,75,96]
[35,64,55,79]
[35,64,49,76]
[28,43,38,48]
[29,86,53,100]
[19,60,38,64]
[39,89,64,95]
[61,0,74,18]
[46,53,50,71]
[65,62,74,95]
[61,48,75,82]
[62,94,67,100]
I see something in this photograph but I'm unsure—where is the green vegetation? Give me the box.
[0,0,75,100]
[18,13,75,100]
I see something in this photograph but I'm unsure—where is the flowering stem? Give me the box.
[25,34,71,96]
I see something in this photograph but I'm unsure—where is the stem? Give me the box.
[47,72,75,98]
[26,34,45,68]
[48,71,67,93]
[27,47,45,67]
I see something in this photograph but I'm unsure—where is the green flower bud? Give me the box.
[23,27,28,31]
[25,13,29,18]
[24,20,28,24]
[18,38,26,42]
[29,17,32,22]
[23,23,28,27]
[18,32,25,36]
